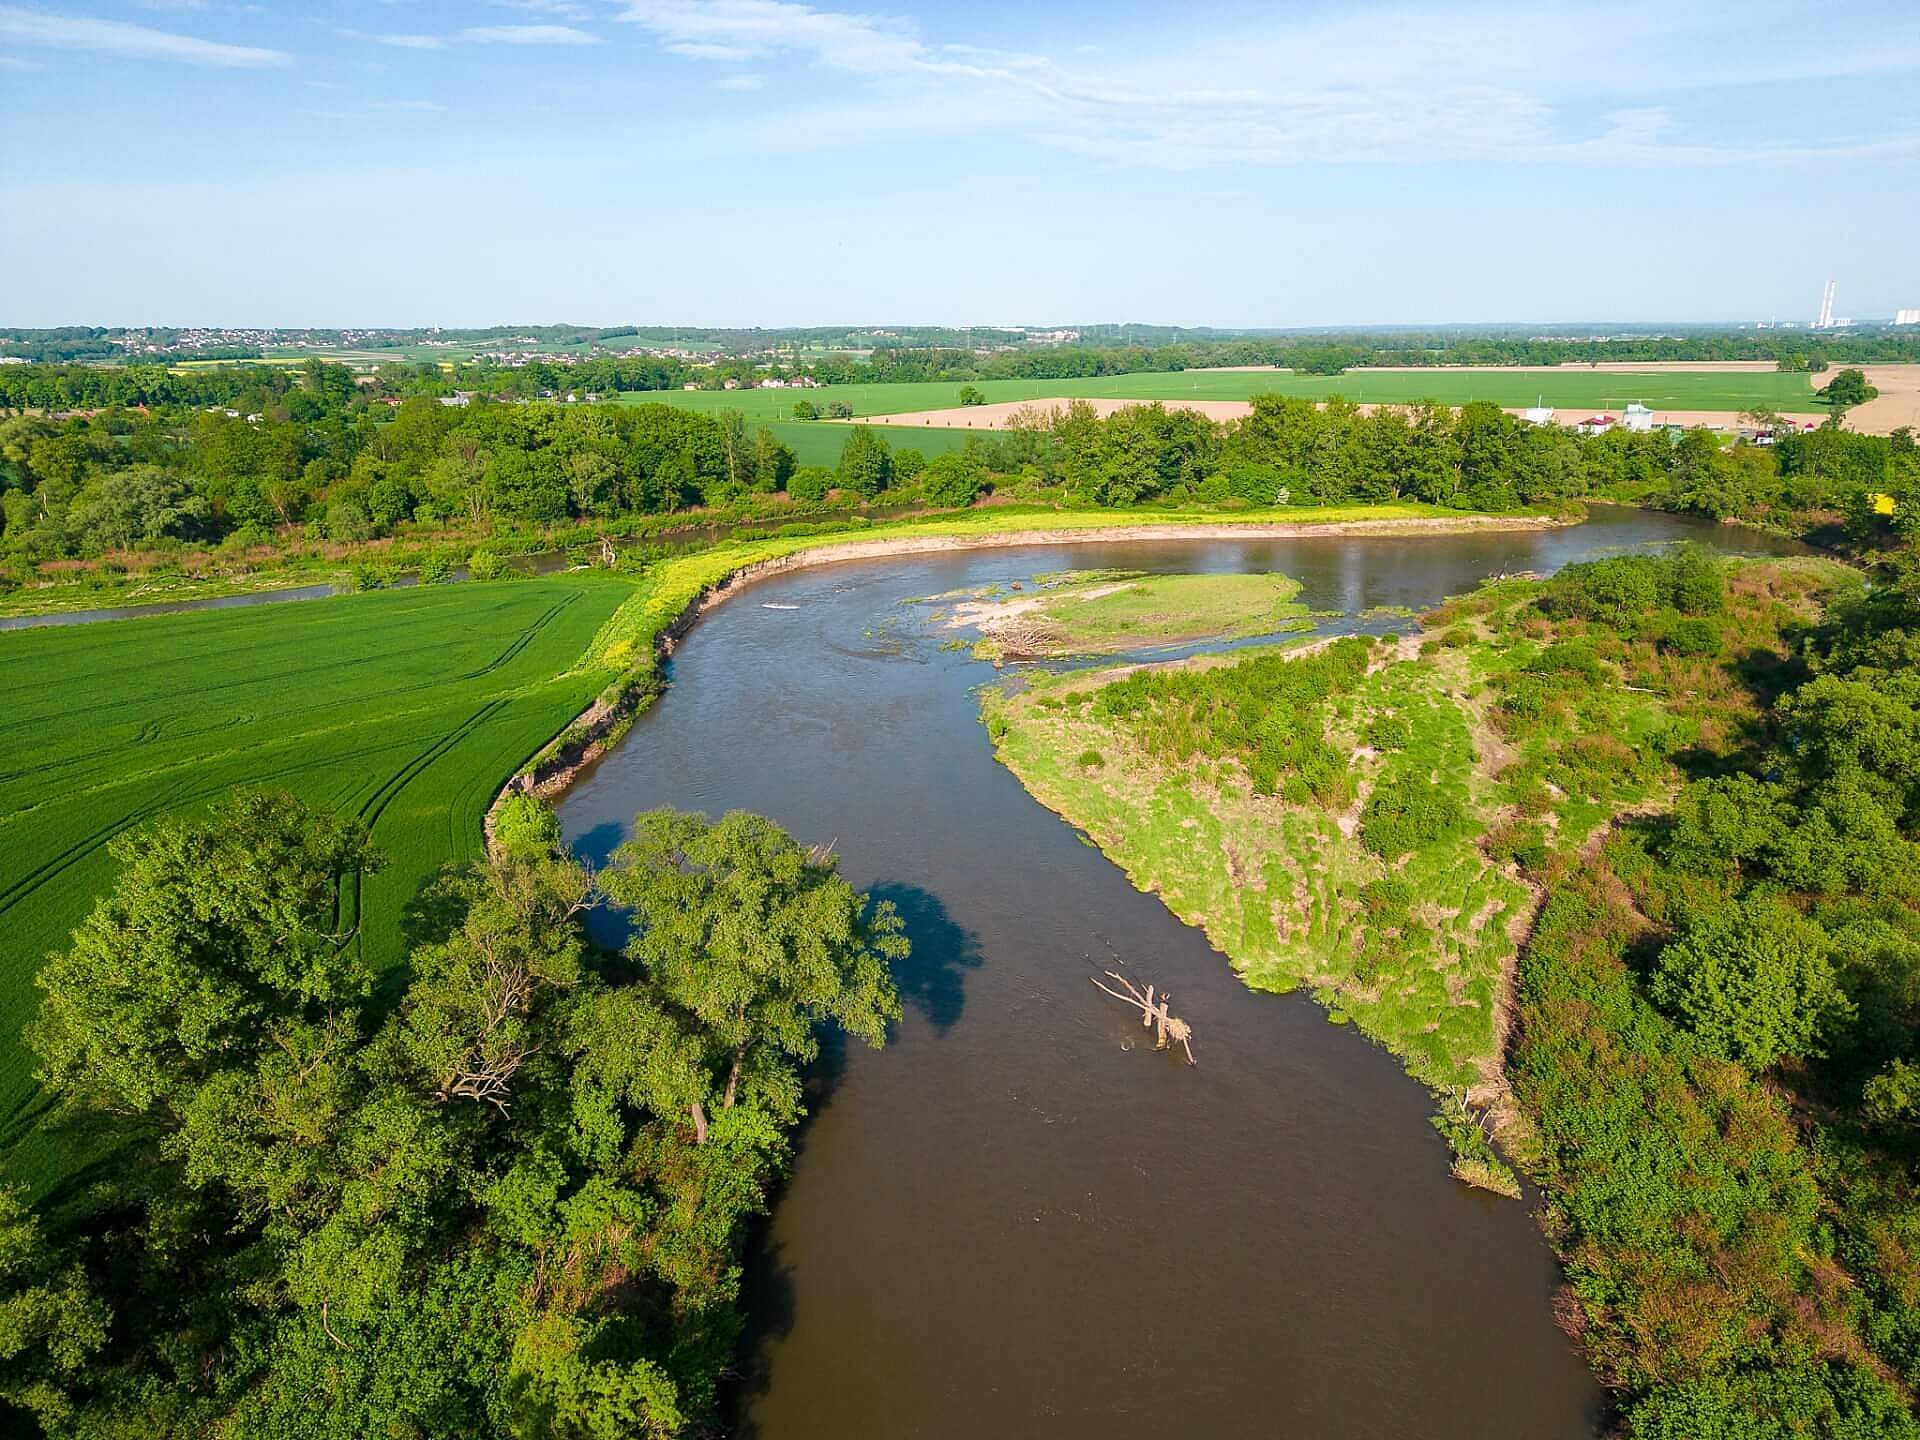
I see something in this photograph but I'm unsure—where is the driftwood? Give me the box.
[1091,971,1196,1065]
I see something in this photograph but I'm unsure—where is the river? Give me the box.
[554,506,1805,1439]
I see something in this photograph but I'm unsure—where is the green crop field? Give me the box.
[0,574,634,1189]
[756,417,977,467]
[624,366,1820,422]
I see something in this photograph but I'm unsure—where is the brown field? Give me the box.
[1838,364,1920,436]
[848,398,1825,433]
[1360,361,1786,373]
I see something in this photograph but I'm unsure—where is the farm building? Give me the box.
[1623,403,1655,432]
[1576,414,1616,436]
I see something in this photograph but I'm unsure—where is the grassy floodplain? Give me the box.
[0,574,635,1188]
[945,570,1314,659]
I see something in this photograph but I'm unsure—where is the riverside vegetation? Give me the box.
[984,546,1920,1436]
[3,358,1915,615]
[0,794,905,1437]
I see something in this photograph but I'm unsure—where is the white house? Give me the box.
[1522,405,1555,426]
[1576,414,1616,436]
[1623,403,1656,433]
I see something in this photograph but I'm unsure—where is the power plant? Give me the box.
[1816,279,1837,329]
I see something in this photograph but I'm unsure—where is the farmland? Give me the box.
[627,364,1821,423]
[0,573,634,1189]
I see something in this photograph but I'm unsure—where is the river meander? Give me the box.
[555,506,1807,1439]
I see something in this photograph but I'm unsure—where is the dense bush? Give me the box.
[1650,895,1850,1069]
[1359,776,1466,858]
[1091,636,1372,801]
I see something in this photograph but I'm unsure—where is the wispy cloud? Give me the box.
[376,33,445,50]
[487,0,591,17]
[0,4,287,66]
[714,71,764,91]
[618,0,1920,169]
[463,23,598,46]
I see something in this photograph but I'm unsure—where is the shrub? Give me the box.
[787,466,834,504]
[1077,749,1104,770]
[418,551,456,585]
[921,452,986,510]
[1663,614,1722,656]
[493,793,563,859]
[1359,875,1414,926]
[1359,776,1466,858]
[1368,714,1412,750]
[324,499,374,543]
[1650,894,1851,1070]
[467,550,503,582]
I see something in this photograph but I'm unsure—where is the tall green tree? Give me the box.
[602,810,905,1141]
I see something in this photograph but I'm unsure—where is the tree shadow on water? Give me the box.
[721,1235,796,1439]
[569,819,628,871]
[870,882,983,1035]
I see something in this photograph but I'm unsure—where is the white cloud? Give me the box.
[376,33,445,50]
[621,0,1920,170]
[0,4,287,66]
[714,70,764,90]
[375,98,448,111]
[463,23,598,45]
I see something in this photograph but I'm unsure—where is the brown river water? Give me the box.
[554,507,1807,1439]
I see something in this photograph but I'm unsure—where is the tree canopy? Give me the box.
[2,793,903,1437]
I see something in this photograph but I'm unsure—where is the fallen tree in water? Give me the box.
[1091,970,1197,1065]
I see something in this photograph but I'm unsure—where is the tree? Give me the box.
[921,450,986,508]
[957,385,986,407]
[836,425,893,497]
[601,810,905,1143]
[0,1182,110,1432]
[1821,368,1878,410]
[32,791,379,1119]
[67,465,210,552]
[790,400,819,421]
[1650,895,1851,1069]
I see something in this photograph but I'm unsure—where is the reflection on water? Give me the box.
[557,506,1801,1439]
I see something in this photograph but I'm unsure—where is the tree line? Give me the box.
[3,361,1916,578]
[0,794,904,1437]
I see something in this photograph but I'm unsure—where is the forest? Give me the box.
[0,797,905,1437]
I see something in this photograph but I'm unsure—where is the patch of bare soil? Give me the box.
[1839,364,1920,437]
[849,398,1823,432]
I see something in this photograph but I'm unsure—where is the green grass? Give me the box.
[0,574,635,1190]
[621,367,1818,422]
[949,570,1311,656]
[755,418,977,468]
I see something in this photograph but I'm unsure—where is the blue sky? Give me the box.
[2,0,1918,328]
